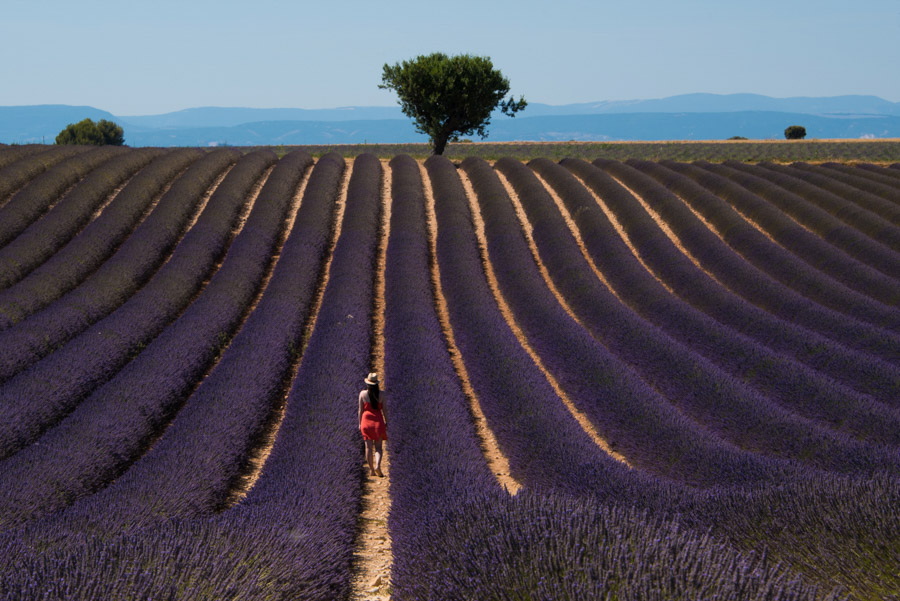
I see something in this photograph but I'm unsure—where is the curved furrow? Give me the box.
[471,156,897,474]
[791,162,900,220]
[0,149,239,379]
[213,150,377,600]
[664,159,900,306]
[65,154,349,526]
[564,159,900,405]
[629,158,900,334]
[0,149,203,327]
[761,161,900,238]
[218,155,321,506]
[704,161,900,279]
[0,150,276,460]
[429,154,794,491]
[498,158,900,449]
[387,154,509,599]
[0,148,163,290]
[459,166,629,467]
[0,146,88,207]
[0,151,315,528]
[531,159,900,419]
[418,161,523,492]
[0,145,58,173]
[0,146,127,249]
[852,162,900,192]
[596,158,900,364]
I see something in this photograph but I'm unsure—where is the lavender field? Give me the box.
[0,143,898,600]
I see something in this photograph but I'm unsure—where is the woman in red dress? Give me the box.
[358,372,387,477]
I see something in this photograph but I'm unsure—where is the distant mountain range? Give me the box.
[2,94,899,146]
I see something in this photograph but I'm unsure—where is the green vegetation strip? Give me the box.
[273,139,900,162]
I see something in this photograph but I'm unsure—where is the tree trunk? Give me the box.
[431,134,449,155]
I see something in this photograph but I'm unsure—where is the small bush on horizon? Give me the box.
[784,125,807,140]
[56,118,125,146]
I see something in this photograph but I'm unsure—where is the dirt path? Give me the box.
[349,160,393,601]
[421,162,522,495]
[459,168,630,466]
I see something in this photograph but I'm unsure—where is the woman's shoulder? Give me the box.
[359,389,368,401]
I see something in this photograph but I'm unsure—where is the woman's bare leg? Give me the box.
[365,440,376,475]
[374,439,384,476]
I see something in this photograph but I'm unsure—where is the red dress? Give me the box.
[359,390,387,441]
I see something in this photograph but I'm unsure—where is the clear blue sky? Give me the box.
[2,0,898,115]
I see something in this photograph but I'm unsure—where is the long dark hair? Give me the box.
[367,383,380,411]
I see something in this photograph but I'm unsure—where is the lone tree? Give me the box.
[380,52,526,155]
[56,118,125,146]
[784,125,807,140]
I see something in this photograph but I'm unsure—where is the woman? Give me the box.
[358,372,387,477]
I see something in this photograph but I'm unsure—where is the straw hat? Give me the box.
[364,372,379,386]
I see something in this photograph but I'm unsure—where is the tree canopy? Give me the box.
[56,118,125,146]
[784,125,807,140]
[380,53,526,155]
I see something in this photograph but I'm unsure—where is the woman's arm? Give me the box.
[358,392,364,426]
[380,396,387,424]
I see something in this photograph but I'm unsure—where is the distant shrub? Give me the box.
[728,136,749,140]
[784,125,807,140]
[56,118,125,146]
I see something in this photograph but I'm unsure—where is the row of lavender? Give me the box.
[0,147,896,598]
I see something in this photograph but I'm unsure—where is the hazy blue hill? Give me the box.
[0,105,121,143]
[3,95,900,145]
[565,94,900,116]
[123,119,426,146]
[116,95,900,129]
[118,112,900,146]
[119,106,405,128]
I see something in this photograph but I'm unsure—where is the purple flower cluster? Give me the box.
[0,148,163,289]
[0,150,274,459]
[0,149,202,326]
